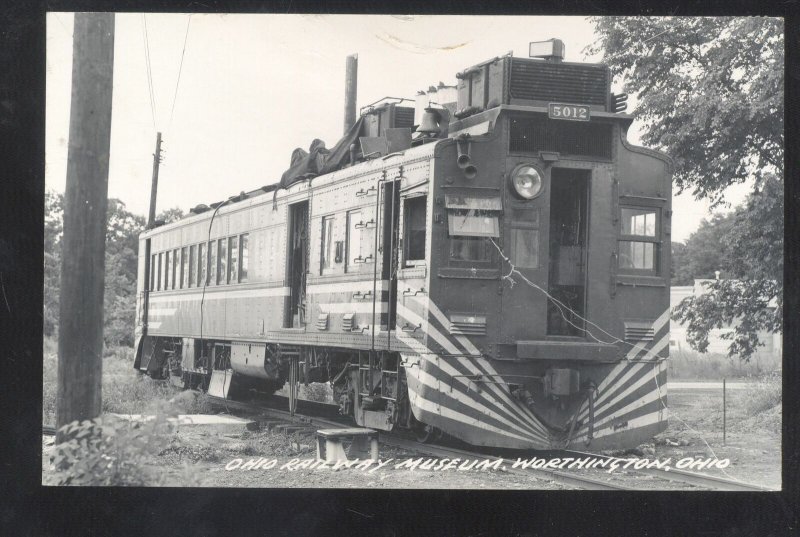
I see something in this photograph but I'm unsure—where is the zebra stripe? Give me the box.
[409,366,548,444]
[398,302,551,436]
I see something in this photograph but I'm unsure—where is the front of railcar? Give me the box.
[400,50,672,450]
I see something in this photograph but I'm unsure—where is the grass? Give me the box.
[741,372,782,416]
[667,347,782,380]
[43,337,195,426]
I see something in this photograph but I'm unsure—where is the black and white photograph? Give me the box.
[41,13,784,493]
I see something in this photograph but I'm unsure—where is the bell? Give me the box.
[416,108,441,136]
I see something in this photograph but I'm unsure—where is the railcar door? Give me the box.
[381,181,401,333]
[546,168,590,336]
[286,201,309,328]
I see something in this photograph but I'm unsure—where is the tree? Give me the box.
[589,17,783,360]
[671,213,737,286]
[157,207,184,224]
[103,200,146,347]
[44,191,64,336]
[670,241,688,285]
[44,191,150,347]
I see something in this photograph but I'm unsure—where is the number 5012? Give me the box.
[548,103,590,121]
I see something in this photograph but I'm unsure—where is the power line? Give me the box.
[141,14,157,131]
[168,14,192,130]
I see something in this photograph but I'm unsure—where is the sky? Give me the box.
[45,13,752,243]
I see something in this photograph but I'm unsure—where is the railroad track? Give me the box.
[562,448,772,492]
[43,393,770,491]
[206,395,773,491]
[207,395,632,490]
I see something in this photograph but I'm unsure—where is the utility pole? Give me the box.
[147,132,163,228]
[56,13,115,443]
[141,132,162,348]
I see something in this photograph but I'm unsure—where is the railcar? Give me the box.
[134,41,672,450]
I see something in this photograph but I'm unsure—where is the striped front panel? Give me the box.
[396,297,671,450]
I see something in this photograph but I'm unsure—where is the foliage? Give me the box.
[157,207,185,224]
[589,17,783,361]
[43,190,185,346]
[52,404,178,486]
[103,199,146,346]
[672,278,781,360]
[43,191,63,337]
[42,337,58,425]
[722,174,784,283]
[43,336,174,425]
[670,214,737,285]
[587,17,783,205]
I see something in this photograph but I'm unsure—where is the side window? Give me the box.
[198,242,206,287]
[218,238,227,285]
[320,216,335,273]
[619,206,660,273]
[209,240,217,286]
[240,234,249,283]
[164,250,170,290]
[403,196,427,266]
[157,252,163,290]
[188,245,196,288]
[181,247,188,288]
[228,236,238,284]
[171,249,178,289]
[150,254,156,291]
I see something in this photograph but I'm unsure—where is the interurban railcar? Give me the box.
[134,43,672,450]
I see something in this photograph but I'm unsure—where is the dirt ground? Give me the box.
[42,384,781,490]
[649,387,781,489]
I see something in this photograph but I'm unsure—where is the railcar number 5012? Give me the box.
[548,103,590,121]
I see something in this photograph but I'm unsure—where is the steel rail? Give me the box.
[207,395,633,490]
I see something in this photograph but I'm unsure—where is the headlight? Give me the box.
[510,164,543,200]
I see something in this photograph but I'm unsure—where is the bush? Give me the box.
[51,402,179,486]
[741,372,782,416]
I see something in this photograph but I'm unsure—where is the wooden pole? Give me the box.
[56,13,115,443]
[147,132,162,228]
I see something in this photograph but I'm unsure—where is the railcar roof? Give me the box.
[139,137,443,238]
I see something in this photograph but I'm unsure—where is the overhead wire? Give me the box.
[489,238,631,349]
[491,237,736,472]
[168,14,192,130]
[141,14,157,131]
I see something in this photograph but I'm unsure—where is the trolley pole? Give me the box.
[56,13,115,444]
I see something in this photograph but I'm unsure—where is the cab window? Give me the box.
[447,209,498,263]
[619,206,660,273]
